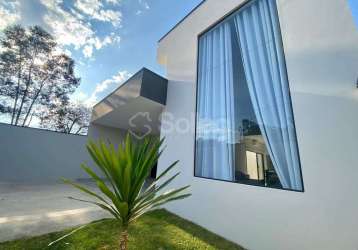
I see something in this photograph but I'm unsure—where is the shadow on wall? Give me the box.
[286,47,358,99]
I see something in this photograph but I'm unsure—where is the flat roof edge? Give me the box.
[92,67,165,109]
[158,0,206,43]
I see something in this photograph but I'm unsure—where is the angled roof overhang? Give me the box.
[91,68,168,135]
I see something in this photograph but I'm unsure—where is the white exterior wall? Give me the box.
[0,123,91,182]
[157,0,358,249]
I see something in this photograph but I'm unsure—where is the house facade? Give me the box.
[88,0,358,249]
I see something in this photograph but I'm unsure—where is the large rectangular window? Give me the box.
[194,0,304,191]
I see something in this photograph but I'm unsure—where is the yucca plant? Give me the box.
[63,134,191,250]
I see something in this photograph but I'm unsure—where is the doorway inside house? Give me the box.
[150,163,158,179]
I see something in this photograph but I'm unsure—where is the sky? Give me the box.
[348,0,358,27]
[0,0,203,107]
[1,0,357,109]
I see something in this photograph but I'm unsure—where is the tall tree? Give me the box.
[0,25,27,124]
[0,25,80,126]
[40,101,91,135]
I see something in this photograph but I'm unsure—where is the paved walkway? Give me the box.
[0,181,110,242]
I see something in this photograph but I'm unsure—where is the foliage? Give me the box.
[63,135,191,250]
[0,209,243,250]
[242,119,261,136]
[40,101,91,135]
[0,25,80,127]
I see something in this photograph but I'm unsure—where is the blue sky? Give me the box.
[348,0,358,27]
[0,0,202,106]
[1,0,356,108]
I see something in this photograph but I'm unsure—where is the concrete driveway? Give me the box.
[0,181,110,242]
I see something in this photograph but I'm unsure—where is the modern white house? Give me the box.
[88,0,358,249]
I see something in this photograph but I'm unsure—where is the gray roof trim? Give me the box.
[91,67,168,122]
[92,67,167,108]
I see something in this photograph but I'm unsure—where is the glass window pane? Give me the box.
[194,0,303,191]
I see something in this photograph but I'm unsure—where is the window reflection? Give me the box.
[195,0,303,191]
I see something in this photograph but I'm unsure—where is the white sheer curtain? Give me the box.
[234,0,303,190]
[195,21,237,181]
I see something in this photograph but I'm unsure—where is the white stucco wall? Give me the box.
[0,123,92,182]
[157,0,358,249]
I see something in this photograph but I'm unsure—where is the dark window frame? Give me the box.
[192,0,305,192]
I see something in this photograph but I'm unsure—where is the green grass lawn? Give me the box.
[0,209,244,250]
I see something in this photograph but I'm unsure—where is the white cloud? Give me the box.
[93,70,131,95]
[41,0,95,49]
[83,45,93,58]
[89,34,121,50]
[0,0,21,30]
[139,0,150,10]
[1,0,121,58]
[106,0,121,5]
[83,34,120,58]
[40,0,121,58]
[70,8,85,20]
[71,90,97,107]
[72,70,131,107]
[136,0,149,15]
[74,0,122,27]
[143,2,150,9]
